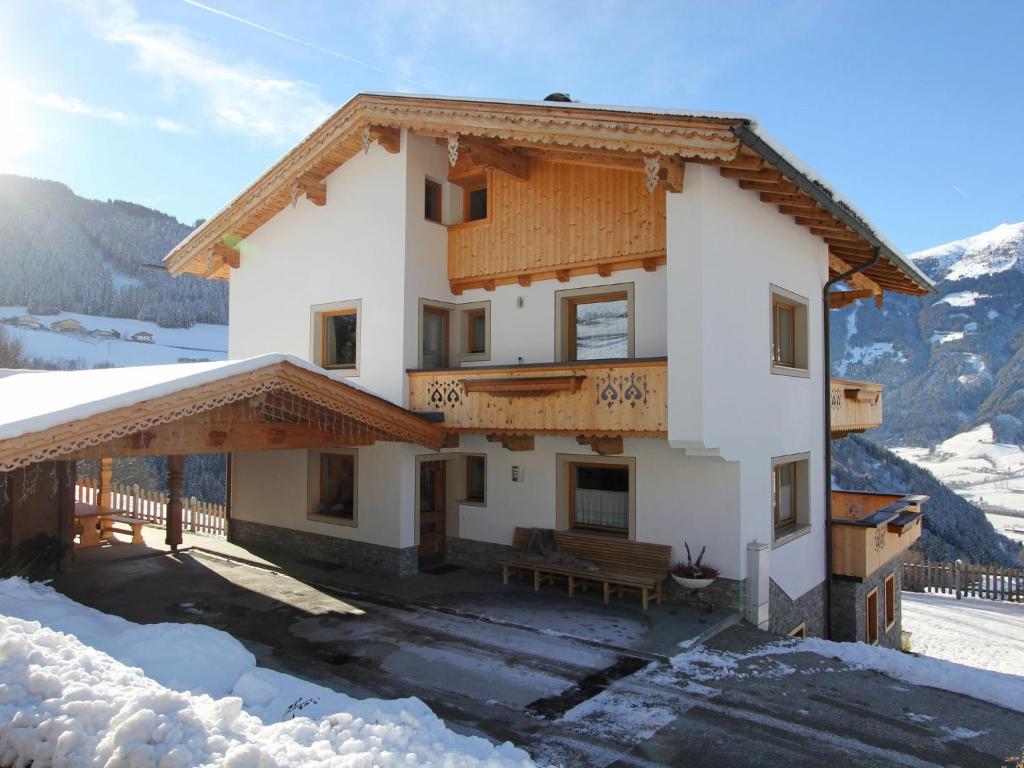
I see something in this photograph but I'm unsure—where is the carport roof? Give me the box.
[0,353,445,472]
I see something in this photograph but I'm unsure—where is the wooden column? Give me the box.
[166,455,184,551]
[97,457,113,513]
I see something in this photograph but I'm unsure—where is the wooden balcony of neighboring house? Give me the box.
[831,490,928,580]
[407,358,667,452]
[830,378,883,437]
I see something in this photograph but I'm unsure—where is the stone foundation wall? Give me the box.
[769,579,827,637]
[230,519,418,576]
[831,556,903,648]
[446,537,514,571]
[665,575,745,614]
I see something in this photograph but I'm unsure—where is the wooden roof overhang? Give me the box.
[164,93,933,298]
[0,360,445,472]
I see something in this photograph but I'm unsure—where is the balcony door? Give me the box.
[422,306,449,368]
[418,460,447,567]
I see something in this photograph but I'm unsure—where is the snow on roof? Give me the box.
[0,353,374,443]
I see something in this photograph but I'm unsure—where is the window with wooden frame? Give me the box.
[424,178,442,223]
[772,298,796,368]
[569,461,629,535]
[465,455,486,504]
[565,291,629,361]
[317,452,356,522]
[866,587,880,644]
[465,308,486,355]
[463,178,488,222]
[421,305,450,368]
[773,461,798,530]
[320,308,358,369]
[884,573,896,631]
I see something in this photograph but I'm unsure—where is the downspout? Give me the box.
[822,246,880,639]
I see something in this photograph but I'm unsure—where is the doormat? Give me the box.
[421,564,466,576]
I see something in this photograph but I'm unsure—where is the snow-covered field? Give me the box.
[0,306,227,368]
[894,423,1024,520]
[902,591,1024,678]
[0,578,534,768]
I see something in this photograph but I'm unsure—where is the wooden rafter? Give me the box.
[460,136,530,180]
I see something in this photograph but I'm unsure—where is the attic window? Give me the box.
[464,179,488,222]
[425,178,442,223]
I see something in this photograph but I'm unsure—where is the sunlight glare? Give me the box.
[0,78,43,172]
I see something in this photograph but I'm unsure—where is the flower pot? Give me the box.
[672,575,715,590]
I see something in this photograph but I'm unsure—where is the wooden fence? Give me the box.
[76,477,227,538]
[903,561,1024,603]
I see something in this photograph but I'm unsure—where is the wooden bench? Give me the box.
[99,514,147,545]
[501,527,671,609]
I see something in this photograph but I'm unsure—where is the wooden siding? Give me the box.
[447,160,666,292]
[831,491,924,580]
[408,358,667,436]
[830,378,883,436]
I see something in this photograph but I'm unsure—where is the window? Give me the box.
[425,178,442,223]
[465,455,486,503]
[558,287,633,361]
[771,454,811,546]
[422,305,449,368]
[569,462,629,535]
[866,587,880,644]
[769,286,809,374]
[773,461,798,529]
[884,574,896,630]
[466,308,486,355]
[464,180,488,222]
[321,308,358,369]
[318,452,356,522]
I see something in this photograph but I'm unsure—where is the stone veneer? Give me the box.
[446,537,514,571]
[769,579,827,637]
[830,555,903,648]
[665,575,746,613]
[230,519,418,576]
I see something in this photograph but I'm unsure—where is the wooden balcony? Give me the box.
[830,378,883,437]
[407,358,667,441]
[831,491,927,580]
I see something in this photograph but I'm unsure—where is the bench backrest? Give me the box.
[511,527,671,576]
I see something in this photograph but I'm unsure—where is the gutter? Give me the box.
[822,247,881,639]
[730,124,934,295]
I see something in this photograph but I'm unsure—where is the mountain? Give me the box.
[0,174,227,328]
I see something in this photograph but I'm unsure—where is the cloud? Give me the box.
[30,89,191,133]
[72,0,333,144]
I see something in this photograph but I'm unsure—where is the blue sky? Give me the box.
[1,0,1021,252]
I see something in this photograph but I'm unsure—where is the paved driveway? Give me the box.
[52,547,1024,767]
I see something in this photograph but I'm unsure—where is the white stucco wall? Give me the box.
[666,164,829,601]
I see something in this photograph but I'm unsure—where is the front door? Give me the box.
[418,461,446,567]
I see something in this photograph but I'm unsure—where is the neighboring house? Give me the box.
[131,331,154,343]
[50,319,84,333]
[9,315,43,330]
[94,329,121,340]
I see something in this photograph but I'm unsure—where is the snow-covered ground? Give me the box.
[894,423,1024,519]
[0,578,534,767]
[902,591,1024,678]
[0,306,227,368]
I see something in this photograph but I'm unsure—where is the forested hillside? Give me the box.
[0,175,226,328]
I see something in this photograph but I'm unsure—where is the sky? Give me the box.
[0,0,1021,253]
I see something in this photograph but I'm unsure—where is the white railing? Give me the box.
[76,477,226,538]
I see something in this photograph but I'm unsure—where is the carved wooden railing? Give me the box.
[407,358,667,436]
[831,490,926,580]
[830,378,883,436]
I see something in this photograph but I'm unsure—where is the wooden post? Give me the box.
[954,558,963,600]
[97,458,113,514]
[166,455,184,551]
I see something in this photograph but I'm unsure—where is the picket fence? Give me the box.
[75,476,226,538]
[903,561,1024,603]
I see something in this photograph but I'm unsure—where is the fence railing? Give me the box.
[76,477,227,538]
[903,561,1024,603]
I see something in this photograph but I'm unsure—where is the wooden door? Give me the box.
[418,461,446,566]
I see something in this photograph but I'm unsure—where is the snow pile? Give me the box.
[0,579,535,767]
[932,291,990,308]
[903,591,1024,678]
[911,221,1024,282]
[929,330,965,345]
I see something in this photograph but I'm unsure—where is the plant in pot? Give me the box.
[671,542,719,590]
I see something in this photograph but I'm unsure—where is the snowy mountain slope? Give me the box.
[911,222,1024,282]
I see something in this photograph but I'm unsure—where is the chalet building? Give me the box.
[131,331,154,343]
[9,315,44,330]
[50,318,84,333]
[0,94,933,646]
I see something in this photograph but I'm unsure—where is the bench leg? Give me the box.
[642,587,649,610]
[568,575,574,598]
[502,564,509,585]
[534,569,541,592]
[656,580,662,605]
[131,523,144,545]
[603,581,610,604]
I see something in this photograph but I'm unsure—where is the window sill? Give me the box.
[447,218,490,231]
[459,498,487,508]
[772,523,812,549]
[307,513,358,528]
[459,352,491,364]
[770,365,810,379]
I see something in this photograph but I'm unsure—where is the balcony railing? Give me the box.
[407,358,667,437]
[830,378,883,437]
[831,490,927,580]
